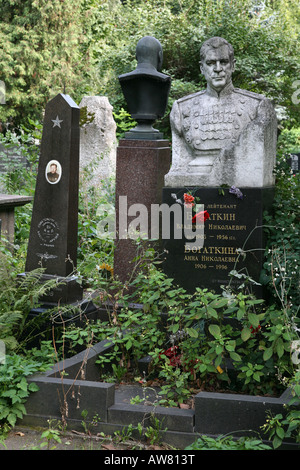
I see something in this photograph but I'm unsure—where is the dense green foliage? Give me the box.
[0,352,52,428]
[1,0,300,134]
[263,129,300,312]
[0,0,94,129]
[185,433,272,450]
[91,0,300,120]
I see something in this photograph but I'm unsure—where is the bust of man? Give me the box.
[165,36,277,187]
[119,36,171,139]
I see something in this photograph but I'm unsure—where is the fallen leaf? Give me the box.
[102,443,118,450]
[14,432,25,437]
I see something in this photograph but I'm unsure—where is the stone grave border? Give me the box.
[20,337,298,449]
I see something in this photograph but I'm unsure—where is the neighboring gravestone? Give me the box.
[0,142,29,173]
[79,96,117,187]
[23,93,83,304]
[288,153,299,174]
[162,37,277,296]
[0,142,29,192]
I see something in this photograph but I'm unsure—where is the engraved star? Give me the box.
[51,115,63,128]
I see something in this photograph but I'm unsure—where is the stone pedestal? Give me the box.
[114,139,171,285]
[161,187,274,298]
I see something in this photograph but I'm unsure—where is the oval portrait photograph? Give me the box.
[45,160,62,184]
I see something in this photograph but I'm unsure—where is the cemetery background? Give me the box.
[0,0,299,451]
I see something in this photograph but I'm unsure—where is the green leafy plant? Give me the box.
[0,125,40,195]
[237,363,265,392]
[81,409,101,437]
[32,419,62,450]
[262,369,300,449]
[113,108,137,139]
[185,433,272,450]
[0,250,61,353]
[263,129,300,314]
[0,354,49,428]
[144,415,166,446]
[157,364,191,407]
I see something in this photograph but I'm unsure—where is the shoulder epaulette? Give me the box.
[233,88,265,101]
[177,89,206,104]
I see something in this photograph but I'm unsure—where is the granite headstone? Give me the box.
[288,153,299,175]
[79,96,117,188]
[162,37,277,296]
[0,143,29,173]
[162,187,274,297]
[23,93,83,304]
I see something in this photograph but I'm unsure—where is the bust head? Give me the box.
[135,36,163,72]
[199,37,236,93]
[118,36,171,138]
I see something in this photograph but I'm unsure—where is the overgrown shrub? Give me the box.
[263,128,300,313]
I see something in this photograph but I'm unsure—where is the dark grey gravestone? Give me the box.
[23,93,82,304]
[0,142,29,173]
[287,153,299,174]
[161,187,274,298]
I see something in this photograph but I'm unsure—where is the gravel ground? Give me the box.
[0,426,171,451]
[0,426,111,450]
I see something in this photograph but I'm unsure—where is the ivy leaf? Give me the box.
[230,351,242,362]
[207,306,218,319]
[225,340,236,351]
[248,313,260,328]
[253,372,261,382]
[276,338,284,358]
[263,347,273,361]
[241,327,251,341]
[17,377,28,391]
[186,327,198,338]
[7,413,17,427]
[237,309,245,320]
[276,427,285,440]
[208,324,221,338]
[169,323,179,333]
[273,435,283,449]
[215,354,223,367]
[209,298,229,309]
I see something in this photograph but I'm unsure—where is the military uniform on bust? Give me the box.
[165,37,277,188]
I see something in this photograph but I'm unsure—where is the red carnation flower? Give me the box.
[250,325,261,335]
[183,193,195,208]
[192,210,210,224]
[159,346,181,367]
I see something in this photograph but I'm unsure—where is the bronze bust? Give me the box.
[119,36,171,139]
